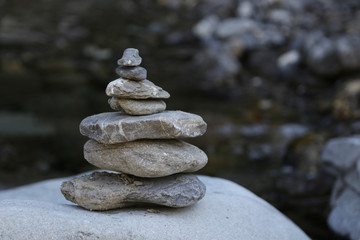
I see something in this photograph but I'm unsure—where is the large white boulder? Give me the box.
[0,174,309,240]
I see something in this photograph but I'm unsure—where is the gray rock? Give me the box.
[328,187,360,240]
[108,97,125,112]
[215,18,259,39]
[108,97,166,115]
[336,35,360,71]
[322,135,360,170]
[0,175,310,240]
[80,111,207,144]
[344,168,360,193]
[106,78,170,99]
[304,33,341,75]
[60,171,206,210]
[192,15,219,39]
[84,139,208,177]
[117,48,142,66]
[193,40,241,89]
[115,66,147,81]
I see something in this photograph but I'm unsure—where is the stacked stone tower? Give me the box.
[60,48,208,211]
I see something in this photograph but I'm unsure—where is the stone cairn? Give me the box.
[60,48,208,211]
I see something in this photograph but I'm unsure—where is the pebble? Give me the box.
[60,171,206,210]
[108,97,166,115]
[106,78,170,99]
[115,66,147,81]
[117,48,142,66]
[80,111,207,144]
[84,139,208,177]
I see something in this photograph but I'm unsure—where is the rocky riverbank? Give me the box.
[1,0,360,239]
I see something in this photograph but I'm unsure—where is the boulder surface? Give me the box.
[0,174,310,240]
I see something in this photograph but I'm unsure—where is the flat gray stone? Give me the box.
[117,48,142,66]
[60,172,206,210]
[108,97,166,115]
[84,139,208,177]
[0,174,309,240]
[115,66,147,81]
[322,135,360,170]
[80,111,207,144]
[106,78,170,99]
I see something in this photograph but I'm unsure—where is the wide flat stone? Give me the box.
[117,48,142,66]
[115,66,147,81]
[108,97,166,115]
[79,111,207,144]
[60,172,206,210]
[0,174,310,240]
[84,139,208,177]
[106,78,170,99]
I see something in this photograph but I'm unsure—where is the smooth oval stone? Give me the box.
[108,97,166,115]
[60,171,206,210]
[115,66,147,81]
[79,111,207,144]
[84,139,208,177]
[117,48,142,66]
[106,78,170,99]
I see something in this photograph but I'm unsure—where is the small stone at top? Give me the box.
[117,48,142,66]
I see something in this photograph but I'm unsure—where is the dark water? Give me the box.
[0,0,354,239]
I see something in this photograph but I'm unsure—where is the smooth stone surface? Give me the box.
[106,78,170,99]
[61,172,206,210]
[117,48,142,66]
[115,66,147,81]
[322,135,360,170]
[328,186,360,240]
[84,139,208,177]
[0,174,310,240]
[108,97,166,115]
[80,111,207,144]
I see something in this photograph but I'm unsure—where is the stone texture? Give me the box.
[84,139,208,177]
[0,174,310,240]
[117,48,142,66]
[60,172,206,210]
[322,135,360,239]
[108,97,166,115]
[115,66,147,81]
[321,135,360,170]
[328,186,360,240]
[80,111,207,144]
[108,97,124,112]
[106,78,170,99]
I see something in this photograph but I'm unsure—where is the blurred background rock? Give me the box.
[1,0,359,239]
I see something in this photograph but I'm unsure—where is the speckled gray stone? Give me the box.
[108,97,166,115]
[60,171,206,210]
[0,175,310,240]
[84,139,208,177]
[115,66,147,81]
[79,111,207,144]
[106,78,170,99]
[117,48,142,66]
